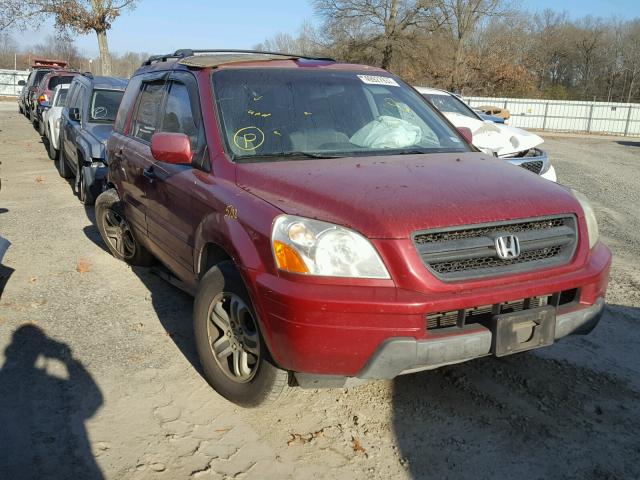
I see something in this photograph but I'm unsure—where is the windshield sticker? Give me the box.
[233,127,265,151]
[358,75,399,87]
[449,136,461,143]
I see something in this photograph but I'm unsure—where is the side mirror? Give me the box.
[457,126,473,144]
[151,132,192,165]
[18,80,26,86]
[69,107,81,122]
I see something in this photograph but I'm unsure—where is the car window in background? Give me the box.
[423,93,479,120]
[49,76,75,90]
[32,70,50,88]
[89,89,124,123]
[212,69,469,161]
[131,81,165,142]
[55,89,68,106]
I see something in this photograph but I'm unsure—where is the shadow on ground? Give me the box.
[392,304,640,479]
[616,141,640,148]
[82,210,201,374]
[0,325,104,479]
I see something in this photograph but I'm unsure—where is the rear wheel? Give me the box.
[46,127,58,160]
[194,261,291,407]
[95,188,155,266]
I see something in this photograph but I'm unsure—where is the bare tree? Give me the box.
[313,0,440,69]
[0,0,137,75]
[434,0,508,91]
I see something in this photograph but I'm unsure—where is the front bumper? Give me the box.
[250,242,610,381]
[502,149,556,182]
[356,297,604,380]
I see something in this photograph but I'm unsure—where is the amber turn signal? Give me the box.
[273,240,309,274]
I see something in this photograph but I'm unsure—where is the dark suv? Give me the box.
[57,74,127,205]
[96,49,610,407]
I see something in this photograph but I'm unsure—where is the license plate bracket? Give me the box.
[492,306,556,357]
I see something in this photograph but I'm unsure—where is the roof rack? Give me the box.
[141,49,335,66]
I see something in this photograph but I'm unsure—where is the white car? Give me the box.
[42,83,70,161]
[415,87,557,182]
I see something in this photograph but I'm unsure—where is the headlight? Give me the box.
[271,215,390,279]
[572,189,599,249]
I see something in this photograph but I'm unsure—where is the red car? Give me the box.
[95,49,611,407]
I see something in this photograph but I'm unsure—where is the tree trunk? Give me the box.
[96,29,111,76]
[381,0,399,70]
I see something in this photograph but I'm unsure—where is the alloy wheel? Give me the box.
[207,293,260,383]
[101,208,136,259]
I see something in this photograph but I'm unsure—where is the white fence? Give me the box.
[0,69,29,97]
[463,96,640,137]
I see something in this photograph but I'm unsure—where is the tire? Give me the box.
[38,116,46,137]
[95,188,155,266]
[194,261,291,407]
[46,127,58,160]
[57,146,74,179]
[78,166,96,206]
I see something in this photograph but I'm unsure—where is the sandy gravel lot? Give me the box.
[1,100,639,479]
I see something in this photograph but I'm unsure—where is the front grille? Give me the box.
[413,216,578,281]
[426,289,579,330]
[519,160,543,174]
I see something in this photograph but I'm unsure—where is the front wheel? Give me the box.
[95,188,155,266]
[78,166,96,206]
[57,146,73,179]
[194,261,291,407]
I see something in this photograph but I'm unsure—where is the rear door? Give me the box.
[144,71,206,280]
[120,73,168,236]
[62,83,85,172]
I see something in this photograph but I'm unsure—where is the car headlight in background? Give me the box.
[572,189,600,249]
[271,215,390,279]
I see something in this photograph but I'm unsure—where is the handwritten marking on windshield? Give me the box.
[233,127,265,151]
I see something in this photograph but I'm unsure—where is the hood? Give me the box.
[85,123,114,144]
[236,153,579,239]
[84,123,114,160]
[442,112,543,156]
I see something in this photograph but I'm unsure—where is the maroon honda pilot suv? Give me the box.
[96,49,611,407]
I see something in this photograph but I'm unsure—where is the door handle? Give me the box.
[143,166,157,181]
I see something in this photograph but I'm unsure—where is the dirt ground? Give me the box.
[1,100,639,480]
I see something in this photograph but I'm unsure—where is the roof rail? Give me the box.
[141,49,335,66]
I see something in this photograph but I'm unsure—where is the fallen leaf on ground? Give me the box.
[76,259,91,273]
[287,429,325,446]
[28,276,37,283]
[35,176,44,183]
[352,436,366,455]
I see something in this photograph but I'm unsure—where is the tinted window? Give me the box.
[131,81,165,142]
[114,75,142,134]
[31,69,50,87]
[89,89,124,123]
[161,82,199,144]
[212,69,469,161]
[48,76,75,90]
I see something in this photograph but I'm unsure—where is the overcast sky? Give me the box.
[10,0,639,57]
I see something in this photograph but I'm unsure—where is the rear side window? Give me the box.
[114,75,142,134]
[48,76,75,90]
[131,80,166,143]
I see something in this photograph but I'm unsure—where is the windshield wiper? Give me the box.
[235,151,344,161]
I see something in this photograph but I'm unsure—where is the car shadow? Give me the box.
[616,141,640,147]
[0,325,104,479]
[391,303,640,479]
[81,210,202,376]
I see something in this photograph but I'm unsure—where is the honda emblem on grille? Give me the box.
[495,235,521,259]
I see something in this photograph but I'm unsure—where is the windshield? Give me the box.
[89,89,124,123]
[31,69,50,87]
[423,93,480,121]
[212,69,469,161]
